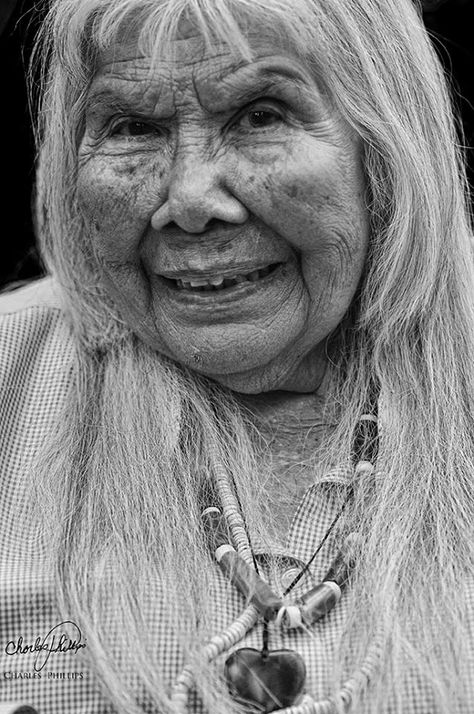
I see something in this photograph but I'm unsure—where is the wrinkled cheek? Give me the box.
[237,174,331,253]
[76,168,152,320]
[96,252,153,330]
[77,164,147,259]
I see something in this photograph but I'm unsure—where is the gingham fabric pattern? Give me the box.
[0,278,469,713]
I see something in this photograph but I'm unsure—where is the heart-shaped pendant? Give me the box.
[225,647,306,713]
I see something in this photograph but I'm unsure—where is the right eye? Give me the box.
[110,120,161,137]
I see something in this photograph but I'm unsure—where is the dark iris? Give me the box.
[125,121,155,136]
[247,110,279,128]
[114,120,157,137]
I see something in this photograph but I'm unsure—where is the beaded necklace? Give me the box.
[170,406,379,714]
[201,410,379,713]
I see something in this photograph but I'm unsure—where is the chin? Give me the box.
[185,360,275,395]
[210,374,269,395]
[204,353,327,395]
[161,338,285,383]
[199,364,301,395]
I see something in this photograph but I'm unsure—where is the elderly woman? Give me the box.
[1,0,473,712]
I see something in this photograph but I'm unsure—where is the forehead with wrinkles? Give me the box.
[86,33,321,117]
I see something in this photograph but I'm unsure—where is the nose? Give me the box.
[150,154,249,233]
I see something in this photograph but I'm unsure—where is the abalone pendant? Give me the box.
[225,647,306,713]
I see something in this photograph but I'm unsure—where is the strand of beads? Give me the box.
[276,532,362,629]
[206,441,255,566]
[172,408,379,713]
[202,506,283,620]
[170,604,259,712]
[276,408,378,630]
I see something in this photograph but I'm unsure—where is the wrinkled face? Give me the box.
[77,26,369,393]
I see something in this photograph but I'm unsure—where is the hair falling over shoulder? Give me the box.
[29,0,474,712]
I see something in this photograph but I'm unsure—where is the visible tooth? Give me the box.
[177,268,275,290]
[189,278,210,287]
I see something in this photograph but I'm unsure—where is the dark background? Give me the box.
[1,0,473,289]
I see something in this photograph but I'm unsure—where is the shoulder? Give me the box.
[0,276,74,391]
[0,275,62,315]
[0,276,69,345]
[0,277,75,474]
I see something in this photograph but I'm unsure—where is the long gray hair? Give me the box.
[31,0,474,712]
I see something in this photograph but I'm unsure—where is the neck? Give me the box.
[238,386,331,453]
[238,388,328,420]
[235,390,335,543]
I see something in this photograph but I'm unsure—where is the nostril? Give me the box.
[151,189,248,232]
[162,217,231,235]
[202,217,223,233]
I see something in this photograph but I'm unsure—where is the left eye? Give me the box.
[239,105,284,130]
[111,120,159,137]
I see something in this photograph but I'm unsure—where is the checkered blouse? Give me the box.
[0,278,466,714]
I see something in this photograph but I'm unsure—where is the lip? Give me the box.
[153,261,291,304]
[158,262,282,282]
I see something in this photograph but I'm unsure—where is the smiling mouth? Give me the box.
[166,262,282,292]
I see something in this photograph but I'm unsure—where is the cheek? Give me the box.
[232,142,368,319]
[234,142,367,257]
[76,159,161,320]
[76,156,160,262]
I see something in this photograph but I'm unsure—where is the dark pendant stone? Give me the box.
[225,647,306,713]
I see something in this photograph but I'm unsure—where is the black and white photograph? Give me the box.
[1,0,474,712]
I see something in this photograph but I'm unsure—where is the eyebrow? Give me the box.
[86,88,141,116]
[212,62,320,105]
[85,78,166,115]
